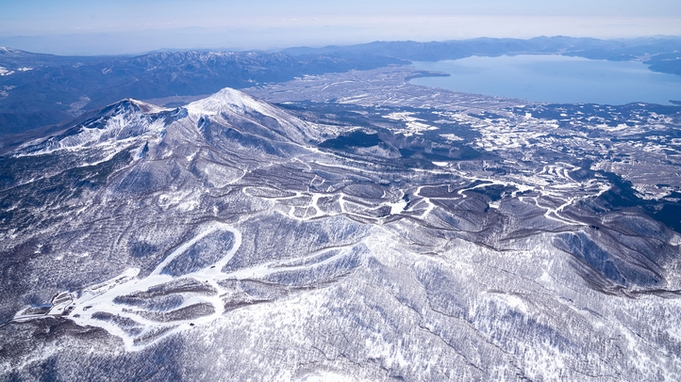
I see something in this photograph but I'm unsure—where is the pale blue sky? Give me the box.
[1,0,680,55]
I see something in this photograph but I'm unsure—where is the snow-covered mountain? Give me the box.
[2,87,681,381]
[16,88,329,157]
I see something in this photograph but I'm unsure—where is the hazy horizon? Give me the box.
[4,33,681,57]
[1,0,680,55]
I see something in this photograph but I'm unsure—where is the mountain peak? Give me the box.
[97,98,167,117]
[185,87,271,117]
[13,98,169,156]
[183,87,328,144]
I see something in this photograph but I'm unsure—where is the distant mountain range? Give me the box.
[283,36,681,73]
[1,36,680,138]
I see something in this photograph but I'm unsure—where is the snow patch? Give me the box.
[383,111,438,136]
[388,199,408,215]
[0,66,14,76]
[439,133,464,142]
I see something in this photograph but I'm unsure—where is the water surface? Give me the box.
[410,55,681,105]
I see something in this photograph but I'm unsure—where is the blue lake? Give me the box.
[410,55,681,105]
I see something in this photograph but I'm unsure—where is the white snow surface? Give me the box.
[13,99,169,157]
[185,87,326,143]
[64,222,242,351]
